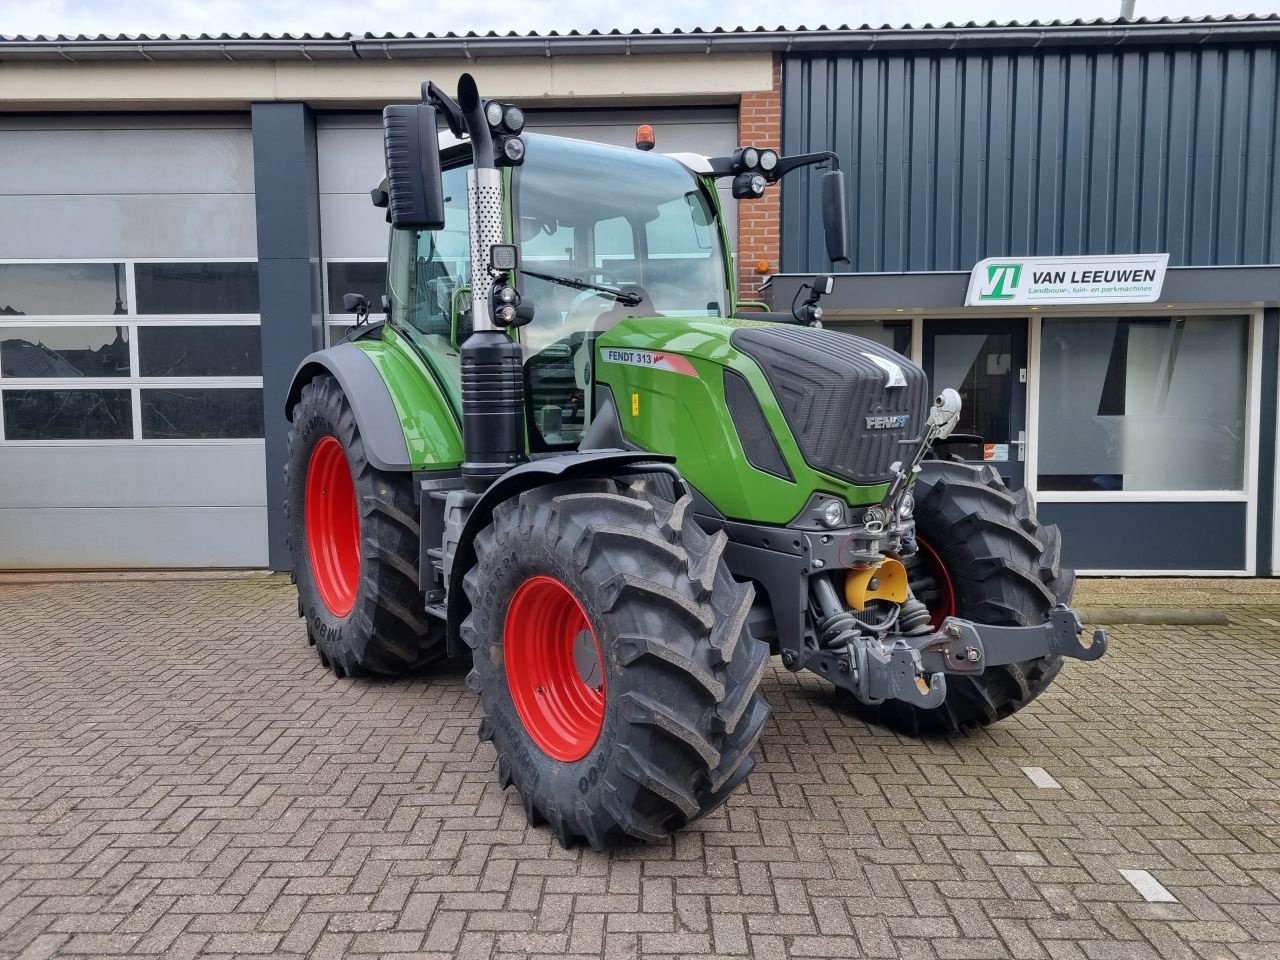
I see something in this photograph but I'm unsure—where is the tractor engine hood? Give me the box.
[729,325,929,487]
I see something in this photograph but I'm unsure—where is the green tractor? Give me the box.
[285,75,1106,849]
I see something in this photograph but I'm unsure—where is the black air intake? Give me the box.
[730,325,928,486]
[724,368,793,481]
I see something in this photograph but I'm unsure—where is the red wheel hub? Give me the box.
[305,436,360,617]
[504,576,606,762]
[916,537,957,628]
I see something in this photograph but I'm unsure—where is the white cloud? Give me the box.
[0,0,1271,38]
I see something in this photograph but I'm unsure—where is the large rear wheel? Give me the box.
[286,374,444,676]
[846,462,1072,735]
[462,479,771,849]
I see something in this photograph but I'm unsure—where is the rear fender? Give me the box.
[445,451,679,653]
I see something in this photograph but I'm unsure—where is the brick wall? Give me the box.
[736,55,782,302]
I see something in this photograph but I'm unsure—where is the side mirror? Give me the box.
[821,169,851,265]
[382,102,446,229]
[342,292,369,313]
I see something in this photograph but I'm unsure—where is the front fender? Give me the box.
[285,343,414,472]
[445,451,680,653]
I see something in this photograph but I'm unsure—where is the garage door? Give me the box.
[0,116,266,568]
[317,109,739,343]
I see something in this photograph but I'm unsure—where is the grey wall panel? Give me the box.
[0,128,254,195]
[1038,501,1247,571]
[0,506,268,568]
[782,44,1280,273]
[253,102,322,572]
[0,194,258,258]
[0,443,266,509]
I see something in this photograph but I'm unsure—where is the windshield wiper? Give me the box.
[519,269,641,306]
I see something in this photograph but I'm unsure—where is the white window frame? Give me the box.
[0,257,264,446]
[1028,307,1261,575]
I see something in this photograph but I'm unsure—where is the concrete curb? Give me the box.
[1078,606,1231,626]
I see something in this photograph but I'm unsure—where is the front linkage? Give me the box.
[732,388,1108,711]
[807,603,1107,709]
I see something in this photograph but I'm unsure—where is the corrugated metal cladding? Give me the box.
[780,44,1280,273]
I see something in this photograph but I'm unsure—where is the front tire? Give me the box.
[461,479,771,849]
[286,374,444,677]
[847,462,1072,735]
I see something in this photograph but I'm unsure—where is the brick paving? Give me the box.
[0,574,1278,959]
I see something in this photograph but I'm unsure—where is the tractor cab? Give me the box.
[383,133,733,449]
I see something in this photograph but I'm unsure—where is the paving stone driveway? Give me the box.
[1,574,1278,960]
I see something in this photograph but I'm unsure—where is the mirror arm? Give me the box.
[704,150,839,180]
[423,81,466,138]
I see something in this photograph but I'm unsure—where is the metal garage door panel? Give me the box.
[0,444,266,509]
[319,193,388,261]
[0,506,268,568]
[0,125,253,196]
[0,194,258,259]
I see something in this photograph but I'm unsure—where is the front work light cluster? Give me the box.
[484,99,526,166]
[731,146,780,199]
[488,244,532,328]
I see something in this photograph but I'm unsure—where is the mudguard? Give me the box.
[444,450,680,652]
[285,343,413,472]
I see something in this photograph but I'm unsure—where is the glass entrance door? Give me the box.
[922,318,1028,489]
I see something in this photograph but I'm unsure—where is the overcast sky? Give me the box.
[0,0,1271,38]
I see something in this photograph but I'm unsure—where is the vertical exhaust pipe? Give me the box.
[456,73,527,492]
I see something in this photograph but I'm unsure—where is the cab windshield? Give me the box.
[515,135,728,448]
[514,134,728,352]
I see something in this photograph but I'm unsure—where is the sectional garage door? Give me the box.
[317,109,739,342]
[0,116,266,567]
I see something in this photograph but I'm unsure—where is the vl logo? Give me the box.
[979,262,1022,301]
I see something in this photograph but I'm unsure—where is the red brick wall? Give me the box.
[736,56,782,302]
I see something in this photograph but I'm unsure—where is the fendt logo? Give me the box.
[979,262,1022,301]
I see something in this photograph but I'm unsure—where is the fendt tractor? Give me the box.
[285,75,1107,849]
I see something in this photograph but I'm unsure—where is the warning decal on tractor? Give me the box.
[600,348,698,377]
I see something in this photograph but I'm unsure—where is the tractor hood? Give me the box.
[592,315,931,524]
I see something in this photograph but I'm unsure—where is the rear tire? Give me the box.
[462,479,771,849]
[845,462,1072,735]
[287,374,444,677]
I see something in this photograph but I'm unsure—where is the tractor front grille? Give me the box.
[731,324,929,486]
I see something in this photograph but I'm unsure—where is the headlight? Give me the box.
[502,137,526,163]
[898,492,915,518]
[495,285,517,304]
[759,149,778,172]
[820,499,845,528]
[503,105,525,133]
[750,173,767,196]
[742,147,760,169]
[485,101,504,128]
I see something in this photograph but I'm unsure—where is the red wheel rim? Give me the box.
[916,537,957,628]
[305,436,360,617]
[504,576,606,762]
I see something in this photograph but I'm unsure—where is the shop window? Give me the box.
[138,326,261,377]
[1,326,130,378]
[140,387,263,439]
[2,388,132,440]
[1038,316,1247,492]
[0,263,128,316]
[328,262,387,314]
[135,262,259,315]
[834,319,912,358]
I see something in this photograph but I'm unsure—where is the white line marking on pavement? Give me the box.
[1021,766,1061,789]
[1120,869,1178,903]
